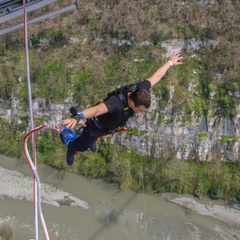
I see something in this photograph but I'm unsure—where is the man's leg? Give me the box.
[89,143,97,152]
[66,126,105,166]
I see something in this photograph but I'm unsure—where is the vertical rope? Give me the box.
[20,1,77,239]
[23,1,38,239]
[140,156,149,240]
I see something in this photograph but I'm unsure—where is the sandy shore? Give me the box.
[0,166,89,209]
[1,163,240,228]
[170,197,240,228]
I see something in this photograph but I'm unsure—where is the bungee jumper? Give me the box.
[61,53,183,166]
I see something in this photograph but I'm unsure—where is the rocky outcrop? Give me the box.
[1,90,239,162]
[113,92,240,162]
[1,38,239,162]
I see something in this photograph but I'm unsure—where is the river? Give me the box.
[0,154,240,240]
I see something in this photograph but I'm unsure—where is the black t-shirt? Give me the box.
[97,80,151,130]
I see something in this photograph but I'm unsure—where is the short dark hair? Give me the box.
[129,89,151,108]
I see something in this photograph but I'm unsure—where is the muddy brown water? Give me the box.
[0,154,239,240]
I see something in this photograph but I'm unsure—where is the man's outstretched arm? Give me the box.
[147,53,183,88]
[62,102,108,129]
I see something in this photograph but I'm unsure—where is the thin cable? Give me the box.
[141,157,146,211]
[140,156,148,239]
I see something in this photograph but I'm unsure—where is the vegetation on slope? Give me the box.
[1,116,239,201]
[0,0,239,200]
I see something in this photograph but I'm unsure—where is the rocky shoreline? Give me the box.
[170,197,240,230]
[1,154,240,239]
[1,163,240,230]
[0,166,89,209]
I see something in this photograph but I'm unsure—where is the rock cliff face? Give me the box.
[0,38,239,162]
[114,91,240,162]
[2,89,239,162]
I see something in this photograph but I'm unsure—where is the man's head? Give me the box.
[128,89,151,112]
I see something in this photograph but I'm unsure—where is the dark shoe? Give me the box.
[90,143,97,153]
[66,144,75,166]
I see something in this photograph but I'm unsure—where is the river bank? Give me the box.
[0,154,240,240]
[170,197,240,229]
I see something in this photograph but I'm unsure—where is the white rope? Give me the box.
[23,123,62,240]
[23,0,39,239]
[20,1,77,239]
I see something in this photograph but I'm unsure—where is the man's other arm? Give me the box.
[147,53,183,88]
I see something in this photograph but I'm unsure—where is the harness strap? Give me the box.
[88,117,106,130]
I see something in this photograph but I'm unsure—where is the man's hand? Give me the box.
[147,52,184,87]
[61,118,86,129]
[169,53,183,66]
